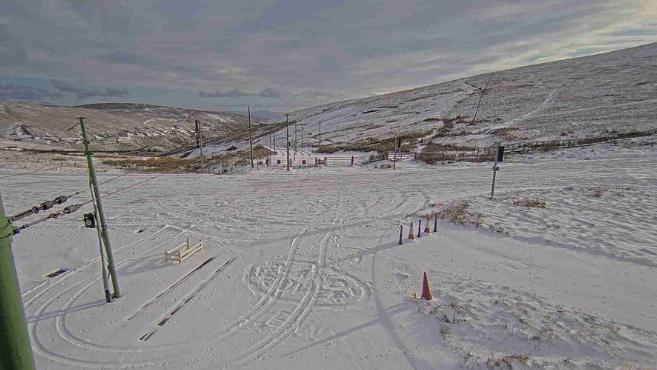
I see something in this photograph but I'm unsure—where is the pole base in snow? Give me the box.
[104,290,112,303]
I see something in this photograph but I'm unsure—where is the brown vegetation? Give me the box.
[512,195,546,208]
[102,145,275,173]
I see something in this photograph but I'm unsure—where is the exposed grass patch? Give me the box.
[102,145,274,173]
[492,127,522,141]
[512,195,546,208]
[433,200,483,227]
[315,130,431,154]
[419,143,494,163]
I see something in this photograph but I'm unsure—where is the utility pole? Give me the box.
[79,117,120,298]
[195,120,204,173]
[294,121,298,161]
[90,186,112,303]
[286,115,291,171]
[471,73,493,125]
[0,194,37,370]
[248,106,254,168]
[318,121,322,149]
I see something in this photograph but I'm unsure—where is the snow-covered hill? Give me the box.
[282,42,657,149]
[0,102,253,152]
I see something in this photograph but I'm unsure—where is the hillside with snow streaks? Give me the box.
[284,43,657,148]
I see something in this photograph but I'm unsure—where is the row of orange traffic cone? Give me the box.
[399,215,438,245]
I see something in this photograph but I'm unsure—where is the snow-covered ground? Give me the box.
[2,138,657,369]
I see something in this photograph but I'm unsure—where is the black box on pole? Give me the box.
[497,146,505,162]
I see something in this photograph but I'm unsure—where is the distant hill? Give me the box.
[248,110,283,121]
[283,42,657,149]
[0,102,254,152]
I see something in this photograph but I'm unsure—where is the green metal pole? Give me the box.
[79,117,121,298]
[90,183,112,303]
[0,193,37,370]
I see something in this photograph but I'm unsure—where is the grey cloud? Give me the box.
[199,88,286,98]
[199,87,339,101]
[1,0,655,111]
[97,51,160,66]
[50,79,130,99]
[0,83,59,101]
[0,24,28,65]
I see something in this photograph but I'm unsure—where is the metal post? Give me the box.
[0,193,37,370]
[90,185,112,303]
[248,106,254,168]
[490,144,499,199]
[195,120,204,173]
[286,115,291,171]
[79,117,120,298]
[294,121,297,161]
[393,137,397,170]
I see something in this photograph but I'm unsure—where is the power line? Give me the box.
[0,167,59,180]
[11,174,162,234]
[68,172,132,199]
[7,172,131,223]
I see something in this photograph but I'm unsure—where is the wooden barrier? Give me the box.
[165,240,204,264]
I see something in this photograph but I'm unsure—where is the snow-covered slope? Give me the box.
[283,42,657,149]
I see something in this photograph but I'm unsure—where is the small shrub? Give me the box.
[485,354,531,369]
[440,325,450,339]
[590,187,605,197]
[434,200,483,226]
[512,195,546,208]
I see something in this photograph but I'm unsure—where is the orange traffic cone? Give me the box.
[408,222,416,240]
[424,218,432,234]
[421,272,432,300]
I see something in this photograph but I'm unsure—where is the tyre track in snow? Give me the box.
[22,225,175,306]
[27,226,209,368]
[234,231,334,365]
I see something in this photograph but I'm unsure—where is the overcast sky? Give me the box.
[0,0,655,113]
